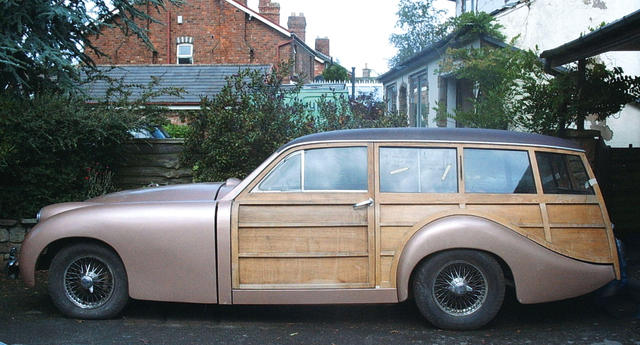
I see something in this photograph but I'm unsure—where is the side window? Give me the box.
[380,147,457,193]
[535,152,594,195]
[464,148,536,194]
[258,152,301,191]
[304,147,367,191]
[256,147,367,192]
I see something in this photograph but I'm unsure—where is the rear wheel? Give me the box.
[48,243,128,319]
[413,250,505,330]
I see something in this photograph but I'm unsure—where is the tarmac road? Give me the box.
[0,271,639,345]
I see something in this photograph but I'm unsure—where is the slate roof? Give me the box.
[281,128,583,152]
[82,64,271,105]
[378,34,507,83]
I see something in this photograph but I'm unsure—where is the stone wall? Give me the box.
[116,138,193,190]
[0,219,36,264]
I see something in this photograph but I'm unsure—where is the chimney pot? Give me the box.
[258,0,280,25]
[287,13,307,42]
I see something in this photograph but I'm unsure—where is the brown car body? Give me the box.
[17,128,620,329]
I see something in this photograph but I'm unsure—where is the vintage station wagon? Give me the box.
[13,128,620,330]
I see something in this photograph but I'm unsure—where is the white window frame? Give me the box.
[177,43,193,64]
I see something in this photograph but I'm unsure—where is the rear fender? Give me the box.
[394,215,615,304]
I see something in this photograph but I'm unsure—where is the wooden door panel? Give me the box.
[239,205,368,227]
[238,257,369,288]
[238,226,368,255]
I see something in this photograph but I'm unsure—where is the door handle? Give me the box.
[353,198,374,209]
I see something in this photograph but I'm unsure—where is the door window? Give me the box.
[256,147,368,192]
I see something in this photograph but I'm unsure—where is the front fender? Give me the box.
[20,201,218,304]
[395,215,615,304]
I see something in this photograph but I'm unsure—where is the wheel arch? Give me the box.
[394,214,615,304]
[36,237,123,272]
[406,247,513,302]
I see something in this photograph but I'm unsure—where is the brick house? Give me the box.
[88,0,332,82]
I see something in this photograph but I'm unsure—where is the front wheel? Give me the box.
[48,243,129,319]
[413,250,505,330]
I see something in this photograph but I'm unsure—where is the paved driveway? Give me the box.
[1,271,639,345]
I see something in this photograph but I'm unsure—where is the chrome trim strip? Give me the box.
[278,139,585,153]
[232,288,398,305]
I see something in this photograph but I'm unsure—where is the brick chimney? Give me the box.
[315,37,330,56]
[287,13,306,42]
[259,0,280,25]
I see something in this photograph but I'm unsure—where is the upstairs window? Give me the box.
[177,43,193,64]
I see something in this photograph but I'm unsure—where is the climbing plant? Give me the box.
[437,12,640,135]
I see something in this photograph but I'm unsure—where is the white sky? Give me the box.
[247,0,456,77]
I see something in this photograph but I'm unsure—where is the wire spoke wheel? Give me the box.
[63,256,115,309]
[432,260,488,316]
[413,250,505,330]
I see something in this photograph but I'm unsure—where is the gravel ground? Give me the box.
[0,264,638,345]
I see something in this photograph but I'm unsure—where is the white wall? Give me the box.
[492,0,640,147]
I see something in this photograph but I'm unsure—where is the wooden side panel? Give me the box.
[466,204,543,226]
[380,204,459,226]
[547,204,605,226]
[380,256,394,288]
[238,227,367,255]
[381,226,412,252]
[520,227,545,240]
[238,257,369,287]
[550,228,611,262]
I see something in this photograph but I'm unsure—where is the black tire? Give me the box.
[48,243,129,319]
[412,250,505,330]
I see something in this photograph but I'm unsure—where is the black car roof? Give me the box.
[280,128,583,152]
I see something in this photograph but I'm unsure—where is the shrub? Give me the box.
[183,64,312,182]
[183,66,408,182]
[164,124,190,138]
[0,91,163,219]
[315,92,407,131]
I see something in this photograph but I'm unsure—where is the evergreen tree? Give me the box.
[0,0,180,96]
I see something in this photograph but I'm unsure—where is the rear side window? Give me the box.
[380,147,457,193]
[257,147,367,192]
[535,152,594,195]
[464,148,536,194]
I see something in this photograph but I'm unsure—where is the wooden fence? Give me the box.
[116,139,193,190]
[596,143,640,238]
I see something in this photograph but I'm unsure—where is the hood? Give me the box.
[37,179,242,223]
[86,182,226,203]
